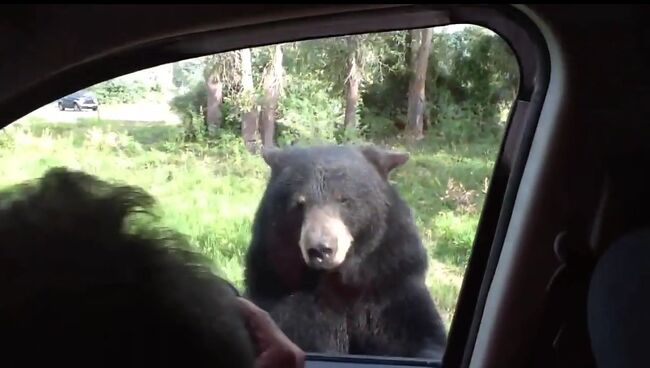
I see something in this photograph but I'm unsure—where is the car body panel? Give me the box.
[57,90,98,111]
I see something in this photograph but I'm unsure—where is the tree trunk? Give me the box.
[206,75,223,137]
[240,48,259,152]
[406,28,433,141]
[157,63,175,103]
[408,29,421,72]
[259,45,283,148]
[344,36,362,132]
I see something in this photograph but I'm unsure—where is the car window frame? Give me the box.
[0,5,551,368]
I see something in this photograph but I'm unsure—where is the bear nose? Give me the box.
[307,242,334,263]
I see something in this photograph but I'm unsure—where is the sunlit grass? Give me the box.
[0,117,499,328]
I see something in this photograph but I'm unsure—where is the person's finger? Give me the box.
[236,298,264,335]
[236,297,270,321]
[236,297,260,318]
[236,297,279,336]
[235,297,306,368]
[294,348,306,368]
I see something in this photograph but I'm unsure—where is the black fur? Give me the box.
[244,144,447,359]
[0,168,255,368]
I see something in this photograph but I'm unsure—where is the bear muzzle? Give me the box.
[299,206,353,270]
[306,242,335,268]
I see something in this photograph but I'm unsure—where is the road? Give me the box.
[20,101,181,125]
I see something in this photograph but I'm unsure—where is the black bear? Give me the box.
[244,144,447,359]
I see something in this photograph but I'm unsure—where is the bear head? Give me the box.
[261,144,409,272]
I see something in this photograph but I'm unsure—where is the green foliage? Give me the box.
[358,109,400,140]
[170,52,250,140]
[428,100,504,144]
[360,26,518,142]
[2,117,500,325]
[90,79,158,104]
[204,52,242,91]
[0,127,15,150]
[170,82,207,121]
[219,98,242,134]
[169,82,208,141]
[276,76,343,145]
[427,28,518,137]
[172,59,205,91]
[4,23,525,332]
[167,25,518,149]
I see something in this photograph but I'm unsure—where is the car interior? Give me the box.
[2,4,650,368]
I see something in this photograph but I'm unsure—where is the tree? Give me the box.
[408,29,420,72]
[169,25,519,145]
[172,59,204,93]
[259,45,283,148]
[406,28,433,140]
[240,48,259,152]
[343,35,363,132]
[205,71,224,137]
[203,53,240,137]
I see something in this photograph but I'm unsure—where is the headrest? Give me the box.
[588,228,650,368]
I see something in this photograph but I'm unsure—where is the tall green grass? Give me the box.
[0,117,500,328]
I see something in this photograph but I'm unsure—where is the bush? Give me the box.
[169,82,209,142]
[91,79,154,104]
[170,82,207,121]
[430,100,505,145]
[359,108,400,140]
[221,95,248,134]
[276,77,343,146]
[0,128,14,150]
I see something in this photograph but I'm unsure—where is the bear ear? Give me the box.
[261,146,283,169]
[360,146,410,179]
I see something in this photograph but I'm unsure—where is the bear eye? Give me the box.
[339,196,351,206]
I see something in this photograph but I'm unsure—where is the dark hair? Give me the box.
[0,168,254,367]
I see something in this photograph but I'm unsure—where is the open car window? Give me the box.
[0,5,550,368]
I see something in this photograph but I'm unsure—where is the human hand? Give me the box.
[236,297,306,368]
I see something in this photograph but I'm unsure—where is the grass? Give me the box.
[0,116,501,329]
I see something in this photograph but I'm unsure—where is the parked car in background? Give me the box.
[57,90,98,111]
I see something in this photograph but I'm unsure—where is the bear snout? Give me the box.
[299,206,353,270]
[306,242,336,267]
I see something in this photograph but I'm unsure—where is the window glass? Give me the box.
[2,24,519,360]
